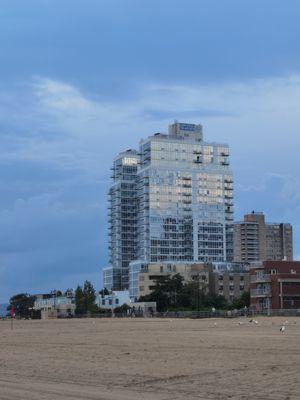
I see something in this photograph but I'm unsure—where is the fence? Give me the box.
[73,308,300,319]
[156,309,300,319]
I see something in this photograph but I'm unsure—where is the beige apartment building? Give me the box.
[135,262,212,299]
[133,261,250,304]
[234,212,293,263]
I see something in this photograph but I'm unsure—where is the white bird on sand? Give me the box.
[280,325,286,333]
[249,319,258,324]
[238,321,244,325]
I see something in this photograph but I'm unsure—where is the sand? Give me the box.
[0,317,299,400]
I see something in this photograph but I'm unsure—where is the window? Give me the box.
[115,299,119,304]
[139,286,145,292]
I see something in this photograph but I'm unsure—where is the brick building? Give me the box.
[250,261,300,311]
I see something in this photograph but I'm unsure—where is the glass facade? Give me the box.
[104,122,234,291]
[105,149,139,290]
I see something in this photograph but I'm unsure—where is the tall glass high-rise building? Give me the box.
[103,122,234,291]
[103,149,139,290]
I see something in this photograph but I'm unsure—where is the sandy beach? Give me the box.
[0,317,299,400]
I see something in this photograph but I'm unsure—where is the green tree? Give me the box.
[75,281,97,315]
[139,275,229,312]
[99,288,109,297]
[114,303,131,315]
[204,294,228,309]
[75,285,85,315]
[8,293,36,319]
[83,280,96,312]
[139,274,184,311]
[231,291,250,309]
[177,281,207,310]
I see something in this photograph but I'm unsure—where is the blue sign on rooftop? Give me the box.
[179,123,195,131]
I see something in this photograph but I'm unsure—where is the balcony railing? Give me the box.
[251,274,271,283]
[251,288,271,297]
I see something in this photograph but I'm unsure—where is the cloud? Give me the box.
[4,74,300,168]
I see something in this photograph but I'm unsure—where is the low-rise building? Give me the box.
[96,290,131,310]
[211,265,250,303]
[250,261,300,311]
[34,292,75,319]
[129,261,212,301]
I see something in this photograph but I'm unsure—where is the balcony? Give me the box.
[250,288,271,297]
[251,274,271,283]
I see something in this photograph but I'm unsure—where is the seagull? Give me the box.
[238,322,244,325]
[249,319,258,325]
[280,325,286,333]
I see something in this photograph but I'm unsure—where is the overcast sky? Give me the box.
[1,0,300,303]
